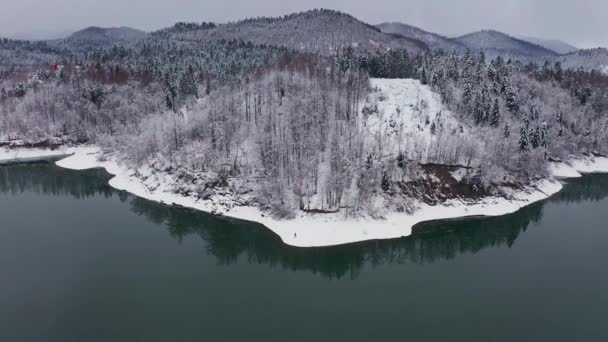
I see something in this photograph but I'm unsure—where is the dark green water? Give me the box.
[1,163,608,342]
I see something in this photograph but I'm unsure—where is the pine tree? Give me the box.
[542,60,553,80]
[504,81,519,114]
[420,67,427,85]
[553,61,563,82]
[519,126,529,152]
[179,65,198,99]
[540,122,549,149]
[462,80,473,106]
[205,77,211,95]
[381,171,391,192]
[164,74,178,112]
[530,106,539,121]
[481,83,491,123]
[15,83,26,98]
[490,98,500,126]
[530,126,540,149]
[478,51,486,65]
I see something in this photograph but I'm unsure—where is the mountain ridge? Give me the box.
[166,9,429,55]
[376,22,467,53]
[454,29,558,59]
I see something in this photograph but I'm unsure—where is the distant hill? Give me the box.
[454,30,557,60]
[556,48,608,72]
[57,26,148,52]
[516,35,578,55]
[151,22,217,37]
[0,38,68,64]
[376,22,467,53]
[170,9,428,55]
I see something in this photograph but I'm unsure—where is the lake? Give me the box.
[1,163,607,341]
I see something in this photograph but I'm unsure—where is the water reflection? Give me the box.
[2,163,608,279]
[0,163,114,199]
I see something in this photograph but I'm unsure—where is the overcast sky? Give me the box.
[1,0,605,48]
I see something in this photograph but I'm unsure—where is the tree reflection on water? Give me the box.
[2,163,608,279]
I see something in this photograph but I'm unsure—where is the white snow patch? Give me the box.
[548,162,582,179]
[568,155,608,174]
[449,168,469,182]
[363,78,473,164]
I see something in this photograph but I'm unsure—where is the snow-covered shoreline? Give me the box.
[2,146,608,247]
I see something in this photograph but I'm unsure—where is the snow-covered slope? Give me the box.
[363,78,473,165]
[556,48,608,72]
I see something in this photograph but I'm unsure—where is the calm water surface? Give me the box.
[1,163,608,341]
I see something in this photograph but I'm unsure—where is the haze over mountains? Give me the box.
[452,30,558,60]
[55,26,149,53]
[515,36,578,55]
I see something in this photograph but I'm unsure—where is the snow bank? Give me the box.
[568,156,608,174]
[230,179,564,247]
[548,162,582,179]
[3,146,608,248]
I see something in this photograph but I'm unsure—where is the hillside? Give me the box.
[454,30,557,60]
[516,35,578,55]
[171,9,428,55]
[556,48,608,73]
[0,38,67,64]
[376,22,467,53]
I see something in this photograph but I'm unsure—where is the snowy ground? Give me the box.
[363,78,474,164]
[3,145,607,247]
